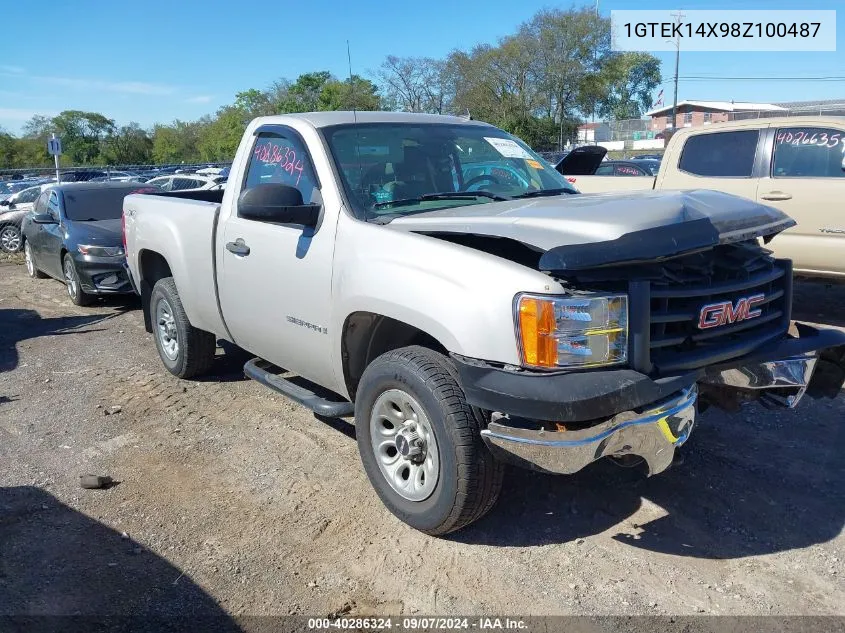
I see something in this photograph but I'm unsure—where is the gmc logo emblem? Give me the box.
[698,294,765,329]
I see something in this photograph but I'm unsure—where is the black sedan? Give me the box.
[22,182,158,306]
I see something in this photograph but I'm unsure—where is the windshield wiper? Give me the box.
[373,190,512,210]
[512,188,579,199]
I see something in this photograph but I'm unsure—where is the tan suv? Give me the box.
[661,117,845,280]
[561,117,845,280]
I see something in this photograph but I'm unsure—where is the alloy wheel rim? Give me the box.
[156,298,179,361]
[24,243,34,275]
[64,260,77,299]
[370,388,440,502]
[0,227,20,252]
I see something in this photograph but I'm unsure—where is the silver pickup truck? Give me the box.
[123,112,845,535]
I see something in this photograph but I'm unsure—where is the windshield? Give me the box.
[63,185,161,221]
[323,123,578,220]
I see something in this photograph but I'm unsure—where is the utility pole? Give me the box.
[669,10,684,130]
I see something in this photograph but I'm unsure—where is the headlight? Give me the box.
[515,293,628,368]
[77,245,125,257]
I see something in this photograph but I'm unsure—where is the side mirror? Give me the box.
[0,199,9,207]
[237,184,320,227]
[32,212,57,224]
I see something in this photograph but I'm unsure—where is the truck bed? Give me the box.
[123,192,227,338]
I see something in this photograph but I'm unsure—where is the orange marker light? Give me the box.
[518,297,557,367]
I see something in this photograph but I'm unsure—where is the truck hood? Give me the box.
[387,189,796,271]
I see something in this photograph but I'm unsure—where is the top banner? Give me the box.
[611,10,837,52]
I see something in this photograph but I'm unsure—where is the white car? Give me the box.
[195,167,224,176]
[0,182,54,213]
[144,174,227,192]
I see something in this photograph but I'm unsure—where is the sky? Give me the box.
[0,0,842,134]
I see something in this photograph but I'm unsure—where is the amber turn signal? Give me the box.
[517,296,557,368]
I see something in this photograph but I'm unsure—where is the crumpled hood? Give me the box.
[387,189,795,270]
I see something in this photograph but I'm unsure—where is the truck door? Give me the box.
[757,124,845,276]
[662,128,766,200]
[217,126,339,389]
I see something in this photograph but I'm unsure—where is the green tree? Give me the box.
[152,120,201,164]
[597,52,662,120]
[51,110,116,164]
[318,76,380,111]
[102,123,153,165]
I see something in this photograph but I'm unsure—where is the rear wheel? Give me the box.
[63,253,92,306]
[150,277,216,378]
[24,241,47,278]
[355,346,504,535]
[0,225,22,253]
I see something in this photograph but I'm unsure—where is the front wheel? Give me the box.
[355,346,504,535]
[149,277,216,378]
[63,253,92,306]
[0,224,22,253]
[24,241,47,278]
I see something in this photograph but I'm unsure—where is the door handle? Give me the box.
[760,191,792,201]
[225,239,250,256]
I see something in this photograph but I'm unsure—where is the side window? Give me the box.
[678,130,759,178]
[772,127,845,178]
[594,164,614,175]
[244,131,317,204]
[33,192,50,214]
[20,188,40,203]
[48,191,61,219]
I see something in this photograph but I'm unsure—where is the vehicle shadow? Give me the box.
[194,340,253,384]
[452,396,845,559]
[0,308,128,373]
[792,279,845,328]
[0,486,241,631]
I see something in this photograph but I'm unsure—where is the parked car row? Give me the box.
[0,170,229,252]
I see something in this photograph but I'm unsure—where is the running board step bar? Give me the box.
[243,358,355,417]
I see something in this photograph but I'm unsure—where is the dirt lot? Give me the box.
[1,256,843,623]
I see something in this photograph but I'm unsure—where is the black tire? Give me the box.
[24,241,47,278]
[149,277,216,378]
[355,345,504,535]
[62,253,92,306]
[0,224,23,253]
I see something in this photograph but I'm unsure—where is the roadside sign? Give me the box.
[47,135,62,156]
[48,134,62,183]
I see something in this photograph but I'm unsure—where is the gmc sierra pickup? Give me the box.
[123,111,845,535]
[560,116,845,280]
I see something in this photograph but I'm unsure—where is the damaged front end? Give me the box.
[698,325,845,412]
[478,329,845,476]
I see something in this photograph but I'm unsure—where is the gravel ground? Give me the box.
[1,255,843,624]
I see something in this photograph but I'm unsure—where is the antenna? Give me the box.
[347,40,357,123]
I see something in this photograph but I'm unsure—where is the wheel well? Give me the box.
[138,250,172,332]
[341,312,448,400]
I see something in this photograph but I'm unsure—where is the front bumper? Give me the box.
[482,386,697,476]
[73,253,134,295]
[459,324,845,476]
